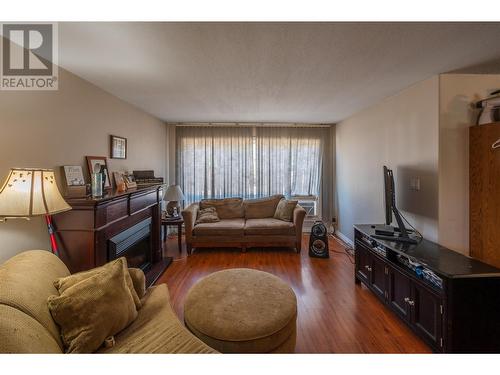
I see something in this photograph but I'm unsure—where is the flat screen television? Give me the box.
[373,166,418,244]
[383,165,394,226]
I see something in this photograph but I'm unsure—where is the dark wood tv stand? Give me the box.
[354,224,500,353]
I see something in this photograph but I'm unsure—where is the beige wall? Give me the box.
[165,124,177,184]
[438,74,500,255]
[336,77,440,243]
[0,68,167,264]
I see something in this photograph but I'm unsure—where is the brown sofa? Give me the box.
[0,250,218,353]
[182,195,307,255]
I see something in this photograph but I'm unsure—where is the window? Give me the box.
[177,125,327,206]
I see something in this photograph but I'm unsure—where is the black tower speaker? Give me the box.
[309,221,329,258]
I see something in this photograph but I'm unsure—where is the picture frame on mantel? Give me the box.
[62,165,85,186]
[110,135,127,159]
[113,171,128,192]
[61,165,87,198]
[86,156,111,190]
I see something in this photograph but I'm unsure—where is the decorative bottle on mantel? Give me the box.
[91,173,103,198]
[99,165,107,193]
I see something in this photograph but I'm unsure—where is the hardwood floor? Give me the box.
[156,233,431,353]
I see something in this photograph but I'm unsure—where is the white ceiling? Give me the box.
[58,22,500,123]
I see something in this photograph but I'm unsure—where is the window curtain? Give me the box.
[255,127,326,198]
[176,126,254,205]
[176,125,330,219]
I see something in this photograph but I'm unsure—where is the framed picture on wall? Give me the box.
[110,135,127,159]
[86,156,111,189]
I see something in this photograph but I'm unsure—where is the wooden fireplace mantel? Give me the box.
[53,184,170,286]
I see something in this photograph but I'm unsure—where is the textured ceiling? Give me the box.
[58,22,500,123]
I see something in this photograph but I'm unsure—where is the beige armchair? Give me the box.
[0,250,217,353]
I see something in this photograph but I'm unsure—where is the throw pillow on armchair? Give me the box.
[54,257,142,310]
[47,258,139,353]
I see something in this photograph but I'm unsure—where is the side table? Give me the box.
[161,216,184,253]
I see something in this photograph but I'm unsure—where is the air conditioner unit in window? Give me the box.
[293,196,318,218]
[299,201,316,217]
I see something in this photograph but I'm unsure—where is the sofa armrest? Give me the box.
[293,204,307,227]
[181,203,199,242]
[293,205,307,252]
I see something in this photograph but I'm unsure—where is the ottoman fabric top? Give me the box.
[184,268,297,342]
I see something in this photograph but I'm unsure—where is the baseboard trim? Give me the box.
[335,231,354,247]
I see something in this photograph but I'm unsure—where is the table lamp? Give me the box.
[0,168,71,256]
[164,184,185,217]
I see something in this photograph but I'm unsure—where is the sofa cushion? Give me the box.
[98,284,217,353]
[193,218,245,237]
[274,199,298,222]
[196,207,220,224]
[244,195,284,219]
[47,258,138,353]
[244,218,296,236]
[199,197,244,219]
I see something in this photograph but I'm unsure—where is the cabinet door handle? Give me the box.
[404,297,415,306]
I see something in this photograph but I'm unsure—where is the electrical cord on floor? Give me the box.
[328,232,355,264]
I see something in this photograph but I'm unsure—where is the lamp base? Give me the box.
[166,201,180,217]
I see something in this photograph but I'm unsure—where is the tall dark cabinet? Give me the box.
[470,122,500,268]
[354,225,500,353]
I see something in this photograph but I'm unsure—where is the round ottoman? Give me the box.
[184,268,297,353]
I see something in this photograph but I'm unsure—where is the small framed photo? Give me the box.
[62,165,85,186]
[113,171,129,192]
[124,174,137,189]
[86,156,111,190]
[110,135,127,159]
[113,171,124,187]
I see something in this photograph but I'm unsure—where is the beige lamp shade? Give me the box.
[164,185,185,201]
[0,168,71,218]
